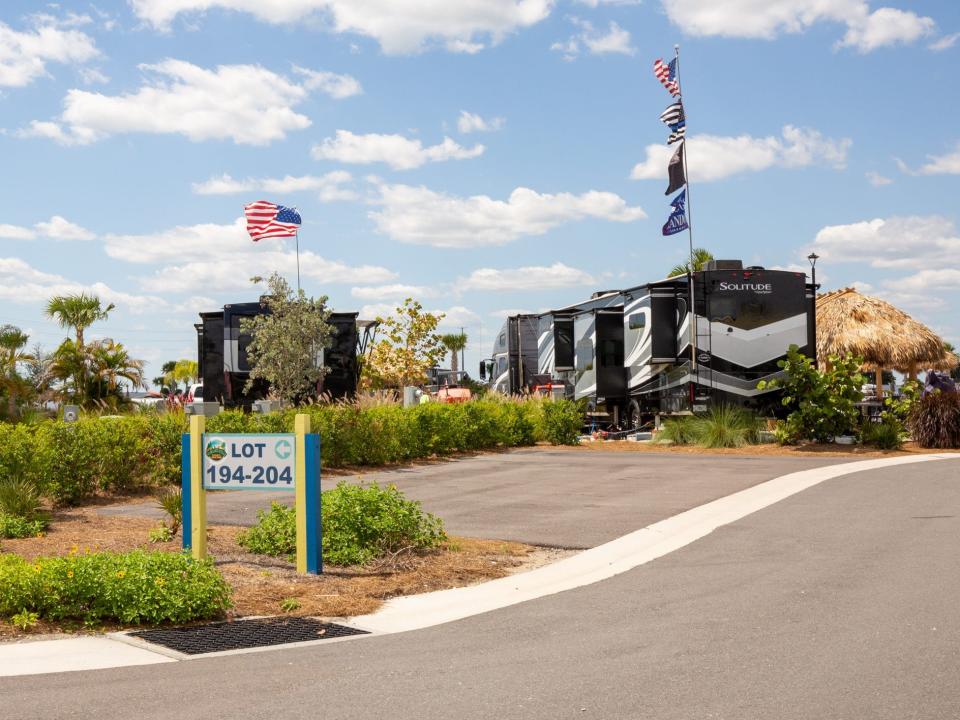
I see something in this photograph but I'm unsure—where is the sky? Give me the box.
[2,0,959,386]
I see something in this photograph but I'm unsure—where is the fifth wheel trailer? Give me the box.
[484,260,816,428]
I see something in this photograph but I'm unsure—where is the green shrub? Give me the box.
[690,405,762,448]
[656,416,698,445]
[759,346,864,444]
[236,503,297,559]
[0,514,47,539]
[539,398,583,445]
[239,483,447,566]
[909,392,960,449]
[0,550,231,625]
[859,418,906,450]
[155,486,182,534]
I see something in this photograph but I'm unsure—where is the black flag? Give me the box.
[665,142,686,195]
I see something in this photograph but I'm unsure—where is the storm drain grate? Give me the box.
[129,617,369,655]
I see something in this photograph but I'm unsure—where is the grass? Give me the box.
[654,406,762,449]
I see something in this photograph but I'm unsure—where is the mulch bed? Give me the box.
[558,440,958,457]
[0,505,554,640]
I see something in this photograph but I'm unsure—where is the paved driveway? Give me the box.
[101,448,845,548]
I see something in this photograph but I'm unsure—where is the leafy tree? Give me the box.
[363,299,447,389]
[668,248,714,278]
[45,293,114,349]
[758,345,865,444]
[440,332,468,374]
[239,272,334,405]
[25,343,54,404]
[0,325,35,419]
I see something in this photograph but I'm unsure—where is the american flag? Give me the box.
[653,58,680,97]
[243,200,301,241]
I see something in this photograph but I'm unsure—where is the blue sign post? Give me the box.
[181,413,322,574]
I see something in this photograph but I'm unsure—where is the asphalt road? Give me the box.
[100,448,843,547]
[8,459,959,719]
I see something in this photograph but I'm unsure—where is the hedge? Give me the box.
[0,550,231,625]
[0,397,582,506]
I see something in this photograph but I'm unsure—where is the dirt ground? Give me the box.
[561,439,960,458]
[0,506,567,641]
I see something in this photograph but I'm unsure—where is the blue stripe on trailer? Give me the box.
[181,433,192,551]
[304,433,323,574]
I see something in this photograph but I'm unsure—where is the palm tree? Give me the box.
[50,339,87,403]
[90,339,144,398]
[0,325,35,419]
[45,293,115,349]
[668,248,714,278]
[440,333,468,375]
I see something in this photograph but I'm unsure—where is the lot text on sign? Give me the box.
[202,433,295,490]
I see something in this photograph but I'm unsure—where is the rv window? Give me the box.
[498,333,506,349]
[599,338,623,368]
[497,357,507,374]
[628,313,646,330]
[575,339,593,371]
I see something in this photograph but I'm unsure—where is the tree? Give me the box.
[45,293,114,349]
[161,359,197,392]
[0,325,34,419]
[363,299,447,389]
[668,248,714,278]
[440,332,468,374]
[239,272,334,405]
[90,339,145,396]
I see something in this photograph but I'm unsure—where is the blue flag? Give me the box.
[662,190,688,236]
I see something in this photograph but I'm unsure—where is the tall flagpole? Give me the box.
[295,229,301,293]
[672,44,698,377]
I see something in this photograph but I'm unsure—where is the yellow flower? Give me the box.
[69,545,79,555]
[67,570,74,578]
[33,564,42,573]
[116,570,126,579]
[154,577,165,586]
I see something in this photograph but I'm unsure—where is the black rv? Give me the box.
[485,260,817,428]
[195,301,373,408]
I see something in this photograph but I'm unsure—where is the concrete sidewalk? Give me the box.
[99,448,846,548]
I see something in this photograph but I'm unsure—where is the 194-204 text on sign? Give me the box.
[202,433,295,490]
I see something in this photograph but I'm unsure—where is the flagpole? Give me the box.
[295,229,301,293]
[672,45,698,379]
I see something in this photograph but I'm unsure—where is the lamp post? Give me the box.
[808,253,819,368]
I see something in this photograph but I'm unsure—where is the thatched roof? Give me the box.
[816,288,958,372]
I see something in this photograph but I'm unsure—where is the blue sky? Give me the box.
[2,0,959,384]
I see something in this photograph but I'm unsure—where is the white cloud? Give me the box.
[78,67,109,84]
[369,183,646,247]
[350,284,436,300]
[0,257,161,312]
[35,215,96,240]
[457,111,505,134]
[103,218,396,293]
[128,0,553,55]
[460,262,595,291]
[292,66,363,98]
[0,17,99,88]
[661,0,935,52]
[22,60,356,146]
[866,171,892,186]
[837,7,934,53]
[0,216,95,241]
[630,126,850,182]
[893,269,960,293]
[552,18,635,59]
[811,215,960,269]
[192,171,357,201]
[575,0,641,6]
[0,224,36,240]
[311,130,484,170]
[930,32,960,51]
[897,142,960,176]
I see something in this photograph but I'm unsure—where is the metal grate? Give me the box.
[129,617,368,655]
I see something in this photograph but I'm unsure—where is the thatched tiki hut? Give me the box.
[816,288,958,397]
